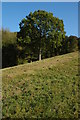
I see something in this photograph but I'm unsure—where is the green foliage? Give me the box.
[2,29,18,68]
[68,36,78,52]
[17,10,66,61]
[78,37,80,50]
[2,52,78,119]
[61,35,78,54]
[2,29,17,46]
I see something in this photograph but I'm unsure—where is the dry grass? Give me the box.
[2,51,79,119]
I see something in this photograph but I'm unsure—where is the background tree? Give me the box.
[17,10,66,61]
[68,36,78,52]
[2,29,18,68]
[61,35,78,54]
[78,37,80,51]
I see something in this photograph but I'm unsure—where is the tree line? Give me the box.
[2,10,79,68]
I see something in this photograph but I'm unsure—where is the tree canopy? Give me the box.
[17,10,66,61]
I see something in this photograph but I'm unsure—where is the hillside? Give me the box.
[2,52,79,119]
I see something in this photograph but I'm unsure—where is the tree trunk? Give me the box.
[39,48,41,61]
[39,27,42,61]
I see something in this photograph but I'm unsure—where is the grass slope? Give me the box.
[2,52,79,119]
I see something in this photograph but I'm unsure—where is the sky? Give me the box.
[2,2,78,37]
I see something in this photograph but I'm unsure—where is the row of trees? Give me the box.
[2,30,79,68]
[2,10,79,68]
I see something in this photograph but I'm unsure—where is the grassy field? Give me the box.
[2,51,79,119]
